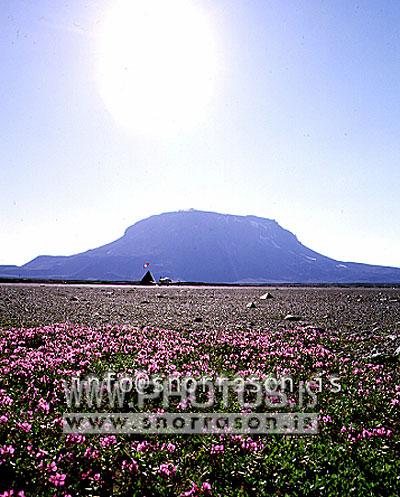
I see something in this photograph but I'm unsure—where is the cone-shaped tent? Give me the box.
[140,270,156,285]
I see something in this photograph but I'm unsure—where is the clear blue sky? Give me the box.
[1,0,399,267]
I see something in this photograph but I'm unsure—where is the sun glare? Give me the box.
[96,0,218,137]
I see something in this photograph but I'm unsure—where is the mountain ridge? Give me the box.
[1,210,399,283]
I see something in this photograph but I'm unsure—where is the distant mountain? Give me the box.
[1,210,400,283]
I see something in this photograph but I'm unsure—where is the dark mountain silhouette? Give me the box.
[1,210,399,283]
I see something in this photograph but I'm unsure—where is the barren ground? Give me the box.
[1,283,399,358]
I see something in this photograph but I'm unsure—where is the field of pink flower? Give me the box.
[0,323,399,496]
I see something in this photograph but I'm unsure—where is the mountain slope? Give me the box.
[1,210,399,283]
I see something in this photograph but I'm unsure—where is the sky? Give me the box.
[1,0,399,267]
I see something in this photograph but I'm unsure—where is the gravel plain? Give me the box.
[1,283,399,358]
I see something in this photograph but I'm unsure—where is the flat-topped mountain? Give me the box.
[1,210,399,283]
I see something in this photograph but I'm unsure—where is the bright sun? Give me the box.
[96,0,218,137]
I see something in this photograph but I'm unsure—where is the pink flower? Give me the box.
[0,445,15,456]
[65,434,85,444]
[122,459,138,472]
[100,435,117,448]
[17,422,32,433]
[210,444,224,455]
[158,463,177,478]
[201,482,212,494]
[81,470,92,480]
[47,461,57,472]
[0,492,25,497]
[180,482,199,496]
[49,473,66,487]
[37,398,50,414]
[136,441,149,452]
[362,429,372,439]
